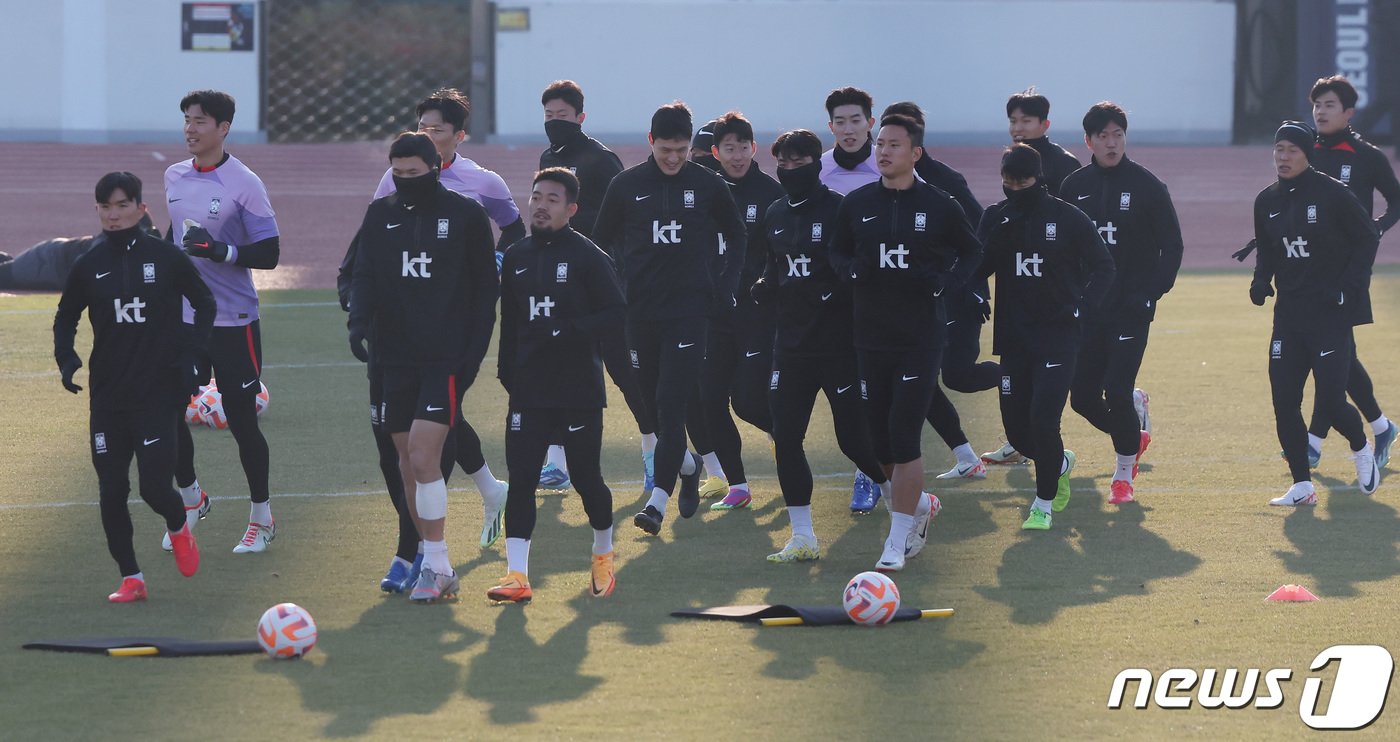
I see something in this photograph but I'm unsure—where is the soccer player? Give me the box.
[695,111,785,512]
[55,172,213,601]
[348,132,498,601]
[492,168,624,602]
[977,145,1115,530]
[165,90,280,553]
[1006,88,1082,196]
[690,120,721,171]
[757,129,891,561]
[0,214,158,291]
[829,113,981,572]
[536,80,655,496]
[1304,75,1398,468]
[1059,102,1183,505]
[592,101,747,535]
[1251,121,1380,505]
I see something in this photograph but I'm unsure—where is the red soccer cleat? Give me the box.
[168,524,201,577]
[108,577,148,603]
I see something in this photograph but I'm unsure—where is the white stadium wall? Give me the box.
[493,0,1237,144]
[0,0,261,143]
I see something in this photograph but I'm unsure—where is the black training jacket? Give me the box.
[916,152,989,314]
[498,226,625,409]
[1311,127,1400,235]
[539,130,625,239]
[976,187,1116,355]
[1022,136,1083,197]
[758,184,854,356]
[54,228,215,411]
[591,157,747,321]
[349,185,498,373]
[829,179,982,352]
[1252,167,1378,329]
[1059,155,1183,322]
[719,162,785,325]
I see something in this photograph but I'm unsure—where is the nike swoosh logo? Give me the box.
[552,330,561,336]
[1073,308,1080,318]
[1001,217,1010,224]
[821,293,833,301]
[836,385,852,394]
[515,267,528,274]
[745,351,761,358]
[425,405,443,412]
[678,342,695,349]
[169,198,183,203]
[387,223,402,229]
[946,320,957,326]
[1320,349,1336,357]
[901,375,919,381]
[1077,194,1091,201]
[143,438,160,446]
[862,215,877,223]
[635,195,651,201]
[774,229,784,234]
[1045,362,1062,368]
[1118,335,1135,341]
[1269,212,1281,219]
[96,272,111,279]
[242,379,258,389]
[568,425,586,432]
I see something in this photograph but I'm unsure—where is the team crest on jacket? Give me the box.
[1271,340,1283,359]
[1001,376,1012,395]
[1340,165,1352,183]
[1307,205,1317,224]
[437,218,450,238]
[914,212,927,231]
[555,262,569,282]
[1045,223,1057,240]
[811,223,823,241]
[510,412,522,431]
[94,432,107,453]
[683,190,695,208]
[770,370,780,390]
[1119,192,1131,211]
[143,263,156,283]
[746,204,758,222]
[208,197,221,216]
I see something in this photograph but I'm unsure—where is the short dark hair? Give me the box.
[416,88,471,132]
[1006,87,1050,120]
[180,90,236,126]
[825,86,873,119]
[770,129,824,161]
[541,80,584,114]
[534,167,580,204]
[878,113,924,149]
[1310,75,1359,110]
[650,101,693,142]
[1082,101,1128,136]
[1000,143,1043,180]
[388,131,441,168]
[711,111,754,146]
[95,171,143,204]
[881,101,925,127]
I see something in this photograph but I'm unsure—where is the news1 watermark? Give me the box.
[1108,645,1395,730]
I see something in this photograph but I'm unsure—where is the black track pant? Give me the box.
[1271,323,1367,482]
[1308,353,1384,438]
[942,299,1001,394]
[628,315,707,495]
[92,407,187,577]
[547,327,654,449]
[1070,318,1149,456]
[176,322,270,502]
[505,408,612,539]
[999,329,1078,502]
[926,386,968,450]
[858,345,943,465]
[771,350,886,507]
[698,314,776,487]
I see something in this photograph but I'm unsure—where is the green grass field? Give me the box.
[3,272,1399,739]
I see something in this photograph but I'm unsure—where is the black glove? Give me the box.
[58,356,83,394]
[711,291,737,316]
[349,327,369,362]
[174,353,205,400]
[183,226,231,262]
[750,278,776,305]
[1232,238,1257,263]
[1249,281,1274,306]
[972,291,992,322]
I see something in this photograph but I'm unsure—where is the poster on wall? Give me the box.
[182,3,255,52]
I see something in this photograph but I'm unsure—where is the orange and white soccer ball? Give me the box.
[255,382,270,416]
[256,602,318,659]
[196,386,228,429]
[843,571,901,626]
[184,384,212,425]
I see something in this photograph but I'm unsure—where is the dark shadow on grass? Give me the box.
[462,603,603,725]
[975,477,1201,625]
[1274,491,1400,597]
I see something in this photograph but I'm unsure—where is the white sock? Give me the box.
[878,480,893,506]
[1308,433,1324,451]
[787,505,815,539]
[126,571,145,582]
[423,539,452,574]
[250,501,272,525]
[470,464,499,493]
[1113,453,1136,483]
[391,556,412,570]
[700,452,723,480]
[952,443,977,466]
[178,481,202,508]
[546,445,568,471]
[592,527,613,555]
[1031,497,1054,513]
[730,481,749,493]
[641,433,658,454]
[417,541,425,556]
[914,492,931,517]
[646,487,669,514]
[1371,415,1391,436]
[888,512,915,546]
[505,537,530,576]
[680,450,698,476]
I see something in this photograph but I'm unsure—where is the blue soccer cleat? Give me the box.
[849,471,881,514]
[399,553,425,593]
[380,559,412,593]
[642,450,656,495]
[538,463,571,491]
[1375,420,1398,470]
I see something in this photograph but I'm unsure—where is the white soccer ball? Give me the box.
[196,386,228,430]
[184,384,211,425]
[256,602,318,659]
[843,571,901,626]
[255,381,269,417]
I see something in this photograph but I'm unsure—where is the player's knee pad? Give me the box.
[415,478,448,520]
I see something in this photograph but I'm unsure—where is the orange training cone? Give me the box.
[1265,584,1319,602]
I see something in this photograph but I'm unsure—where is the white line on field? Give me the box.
[0,301,339,316]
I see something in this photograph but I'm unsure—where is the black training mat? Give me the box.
[23,637,263,657]
[671,604,928,626]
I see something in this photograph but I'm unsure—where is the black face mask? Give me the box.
[831,135,872,170]
[1002,180,1046,209]
[104,223,143,247]
[544,119,582,148]
[393,169,439,204]
[777,160,822,199]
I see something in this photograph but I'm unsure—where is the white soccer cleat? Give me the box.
[1354,443,1380,495]
[480,479,507,548]
[904,492,943,558]
[232,520,275,553]
[1133,388,1151,433]
[980,441,1027,465]
[875,536,906,573]
[1269,482,1317,507]
[936,460,987,480]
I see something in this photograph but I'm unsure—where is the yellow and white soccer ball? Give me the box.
[256,602,318,659]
